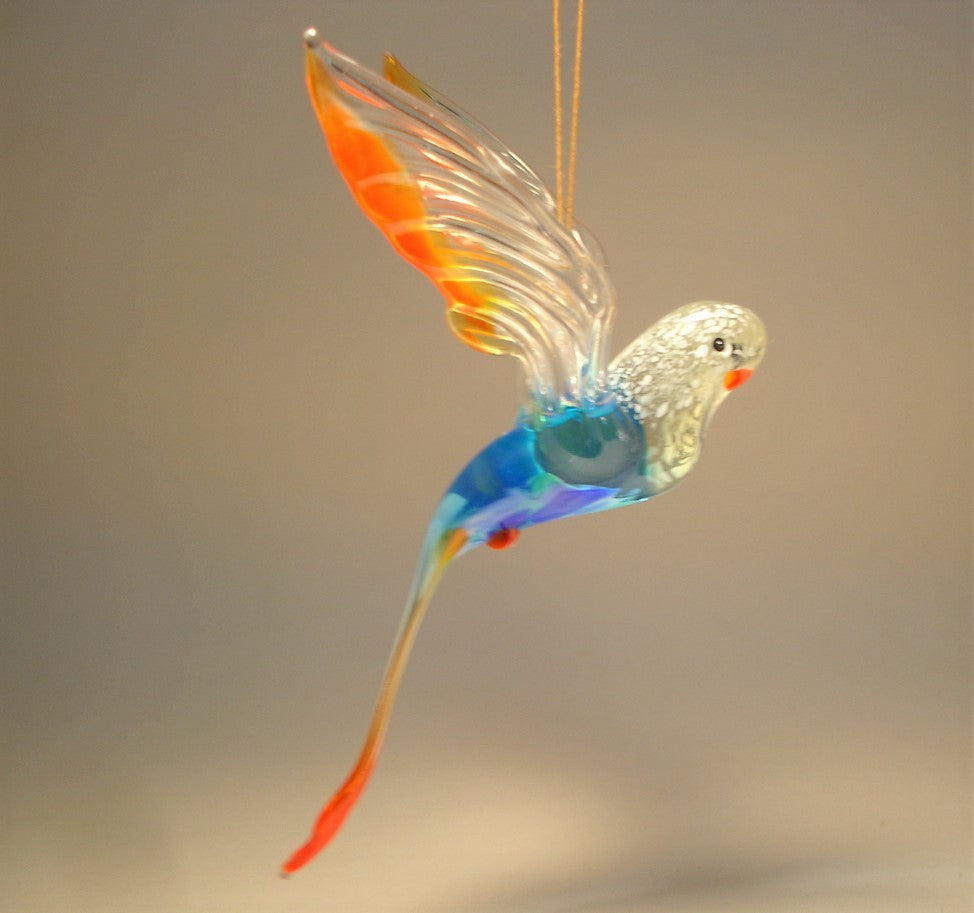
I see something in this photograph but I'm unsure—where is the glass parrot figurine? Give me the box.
[283,28,766,875]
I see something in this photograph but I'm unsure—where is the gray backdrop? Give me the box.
[3,2,971,911]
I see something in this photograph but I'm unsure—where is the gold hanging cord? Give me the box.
[552,0,585,227]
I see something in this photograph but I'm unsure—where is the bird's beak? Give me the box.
[723,368,753,390]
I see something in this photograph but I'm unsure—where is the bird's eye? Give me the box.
[713,337,726,352]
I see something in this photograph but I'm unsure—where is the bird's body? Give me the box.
[438,404,648,548]
[282,29,766,875]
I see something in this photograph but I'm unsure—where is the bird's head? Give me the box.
[608,302,766,490]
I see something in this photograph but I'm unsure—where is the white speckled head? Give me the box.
[608,302,766,491]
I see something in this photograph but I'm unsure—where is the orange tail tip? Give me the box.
[280,756,376,876]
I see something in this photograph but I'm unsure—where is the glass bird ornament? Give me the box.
[283,29,767,875]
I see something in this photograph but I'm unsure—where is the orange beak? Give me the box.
[723,367,753,391]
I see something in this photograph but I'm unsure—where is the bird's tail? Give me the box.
[280,525,469,875]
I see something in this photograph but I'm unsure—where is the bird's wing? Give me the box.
[304,30,615,412]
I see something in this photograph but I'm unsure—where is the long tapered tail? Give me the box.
[281,526,469,875]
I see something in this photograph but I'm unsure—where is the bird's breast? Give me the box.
[532,402,645,486]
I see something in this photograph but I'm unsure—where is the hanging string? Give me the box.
[552,0,564,223]
[552,0,585,227]
[565,0,584,228]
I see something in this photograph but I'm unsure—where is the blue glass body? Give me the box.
[429,400,656,554]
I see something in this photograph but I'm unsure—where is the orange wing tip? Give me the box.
[304,36,335,113]
[383,53,427,100]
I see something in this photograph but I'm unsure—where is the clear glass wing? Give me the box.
[304,30,616,412]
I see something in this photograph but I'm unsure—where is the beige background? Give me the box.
[3,2,971,911]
